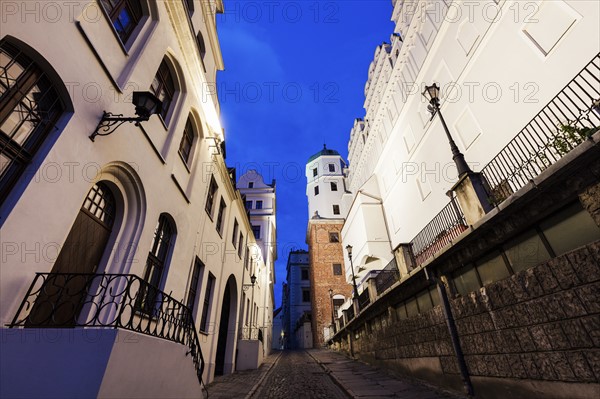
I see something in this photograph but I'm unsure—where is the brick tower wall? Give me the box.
[307,220,353,347]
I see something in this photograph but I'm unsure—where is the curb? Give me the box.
[244,350,283,399]
[306,350,356,399]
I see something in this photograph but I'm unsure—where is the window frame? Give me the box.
[205,176,217,219]
[215,197,226,235]
[200,273,216,333]
[0,40,66,206]
[99,0,144,48]
[314,186,319,196]
[333,205,340,215]
[330,182,338,191]
[150,58,176,123]
[178,117,195,166]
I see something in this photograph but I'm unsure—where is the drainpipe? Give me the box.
[425,267,474,397]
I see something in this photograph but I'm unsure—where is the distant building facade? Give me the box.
[238,170,277,356]
[283,249,313,348]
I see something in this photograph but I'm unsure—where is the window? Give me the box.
[314,186,319,196]
[256,200,263,209]
[238,234,244,258]
[178,117,194,164]
[200,273,215,332]
[232,219,239,247]
[0,41,66,206]
[140,214,175,313]
[333,205,340,215]
[333,298,344,314]
[330,182,338,191]
[100,0,143,45]
[301,268,309,280]
[333,264,342,275]
[215,197,226,234]
[252,225,261,240]
[185,0,195,15]
[150,58,175,121]
[328,163,335,172]
[329,232,339,242]
[248,182,254,188]
[197,32,206,72]
[245,200,252,210]
[244,247,250,270]
[186,257,204,313]
[205,176,218,218]
[312,168,317,177]
[302,289,311,303]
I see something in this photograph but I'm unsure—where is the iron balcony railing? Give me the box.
[410,198,468,266]
[481,53,600,203]
[9,272,205,386]
[374,257,400,295]
[358,288,370,310]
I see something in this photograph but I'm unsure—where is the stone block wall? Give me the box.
[333,241,600,398]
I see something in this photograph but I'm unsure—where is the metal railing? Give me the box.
[9,273,205,386]
[358,288,370,310]
[239,325,263,342]
[410,199,468,266]
[345,305,355,322]
[374,257,400,295]
[481,53,600,203]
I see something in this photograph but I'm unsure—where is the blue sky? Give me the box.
[217,1,395,307]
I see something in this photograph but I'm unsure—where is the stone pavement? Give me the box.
[251,350,349,399]
[204,351,281,399]
[204,349,464,399]
[307,349,464,399]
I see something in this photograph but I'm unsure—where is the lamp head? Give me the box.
[250,274,257,284]
[328,288,333,297]
[132,91,162,119]
[345,244,353,257]
[422,83,440,105]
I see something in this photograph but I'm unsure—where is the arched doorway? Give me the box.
[27,182,117,326]
[215,275,238,376]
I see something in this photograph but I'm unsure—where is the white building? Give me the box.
[0,1,273,397]
[236,170,277,365]
[341,0,600,288]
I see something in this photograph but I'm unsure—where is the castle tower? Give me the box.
[305,145,353,347]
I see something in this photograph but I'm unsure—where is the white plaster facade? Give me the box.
[340,0,600,289]
[0,1,273,395]
[237,169,277,357]
[305,146,347,220]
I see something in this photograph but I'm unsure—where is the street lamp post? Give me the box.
[329,288,335,327]
[249,274,256,339]
[422,83,473,178]
[345,245,359,299]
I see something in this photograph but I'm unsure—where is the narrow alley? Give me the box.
[205,350,462,399]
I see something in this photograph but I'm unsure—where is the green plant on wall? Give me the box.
[553,122,598,156]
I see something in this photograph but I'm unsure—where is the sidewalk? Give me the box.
[203,351,281,399]
[307,349,464,399]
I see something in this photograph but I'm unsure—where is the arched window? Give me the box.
[0,40,66,206]
[150,58,176,121]
[197,32,207,71]
[100,0,143,45]
[178,117,195,164]
[139,214,176,312]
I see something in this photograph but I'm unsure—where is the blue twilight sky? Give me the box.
[216,1,395,308]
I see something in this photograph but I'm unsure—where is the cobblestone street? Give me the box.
[205,350,462,398]
[251,350,349,399]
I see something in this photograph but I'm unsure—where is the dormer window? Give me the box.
[248,182,254,188]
